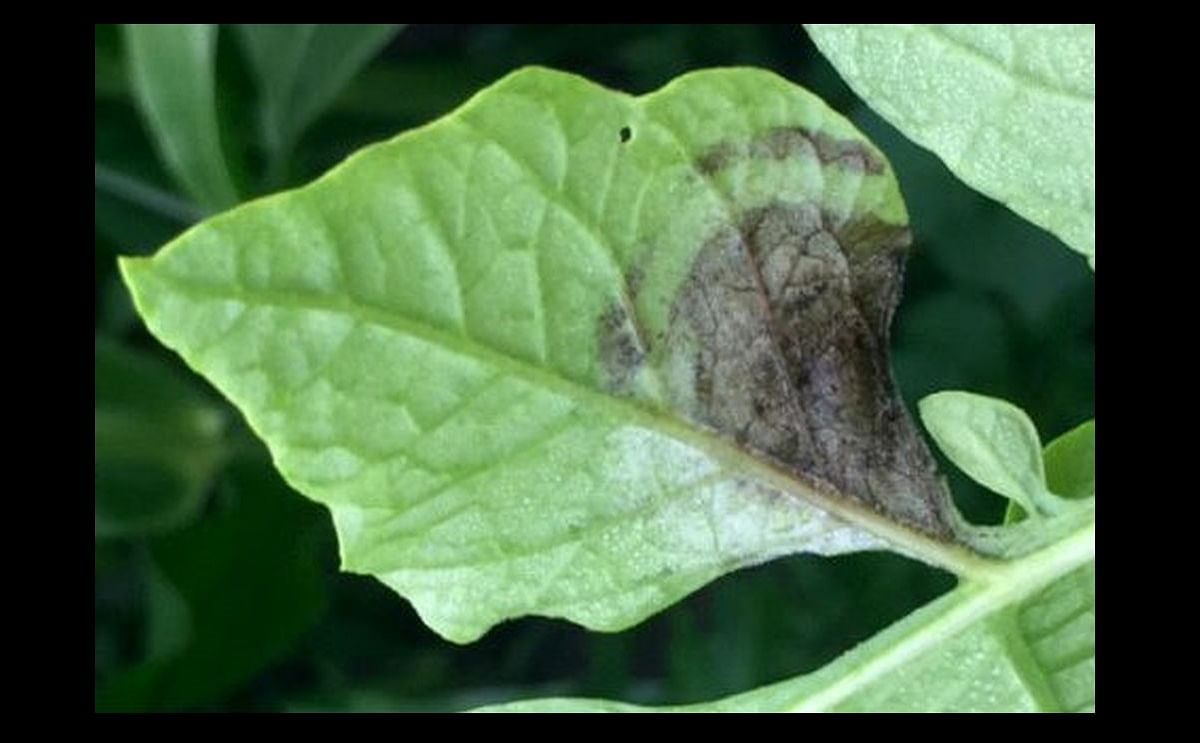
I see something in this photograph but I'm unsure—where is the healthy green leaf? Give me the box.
[919,390,1064,517]
[1004,417,1095,712]
[1044,419,1095,501]
[95,337,227,537]
[123,24,240,211]
[805,24,1095,268]
[121,66,993,644]
[236,24,404,175]
[999,420,1096,709]
[1007,418,1095,523]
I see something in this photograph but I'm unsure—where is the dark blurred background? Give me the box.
[94,24,1095,711]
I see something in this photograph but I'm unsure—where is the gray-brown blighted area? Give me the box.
[600,129,958,541]
[675,202,953,539]
[695,126,886,178]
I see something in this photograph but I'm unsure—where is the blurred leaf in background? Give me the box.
[95,337,227,538]
[123,24,241,211]
[95,24,1093,711]
[96,455,330,711]
[236,24,404,187]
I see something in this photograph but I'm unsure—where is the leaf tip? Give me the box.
[116,254,152,293]
[116,255,143,287]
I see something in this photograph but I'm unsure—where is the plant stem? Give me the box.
[783,518,1094,711]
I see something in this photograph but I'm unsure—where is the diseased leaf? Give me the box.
[236,24,404,173]
[123,24,239,211]
[919,390,1064,517]
[805,24,1095,268]
[121,66,981,643]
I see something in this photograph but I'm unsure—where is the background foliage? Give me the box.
[95,24,1094,711]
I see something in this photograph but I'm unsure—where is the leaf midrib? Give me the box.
[781,517,1094,711]
[126,263,999,580]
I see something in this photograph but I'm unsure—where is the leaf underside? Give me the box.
[919,391,1049,517]
[482,562,1094,712]
[805,24,1095,268]
[121,66,967,643]
[480,421,1095,712]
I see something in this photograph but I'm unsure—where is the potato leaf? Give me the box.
[918,390,1066,517]
[806,25,1095,268]
[482,418,1095,714]
[480,524,1094,712]
[121,67,990,643]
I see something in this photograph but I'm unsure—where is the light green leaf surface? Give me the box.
[95,337,227,537]
[1007,421,1095,711]
[481,510,1094,711]
[236,24,404,171]
[919,390,1062,517]
[484,413,1095,712]
[123,24,239,211]
[805,24,1095,267]
[122,66,992,644]
[1006,417,1095,523]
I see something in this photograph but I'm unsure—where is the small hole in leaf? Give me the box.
[619,126,632,143]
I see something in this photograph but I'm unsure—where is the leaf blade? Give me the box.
[919,390,1055,516]
[805,24,1095,267]
[478,513,1094,711]
[121,66,975,643]
[1044,419,1096,501]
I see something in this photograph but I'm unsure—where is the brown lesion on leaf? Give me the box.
[664,200,957,541]
[597,300,649,396]
[695,142,738,176]
[625,263,645,302]
[696,126,886,176]
[595,249,657,395]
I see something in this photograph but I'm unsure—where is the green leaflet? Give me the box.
[235,24,404,179]
[918,390,1065,518]
[123,24,240,212]
[1044,419,1096,502]
[805,25,1095,268]
[481,418,1095,712]
[1006,418,1096,524]
[1000,420,1094,712]
[121,66,990,644]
